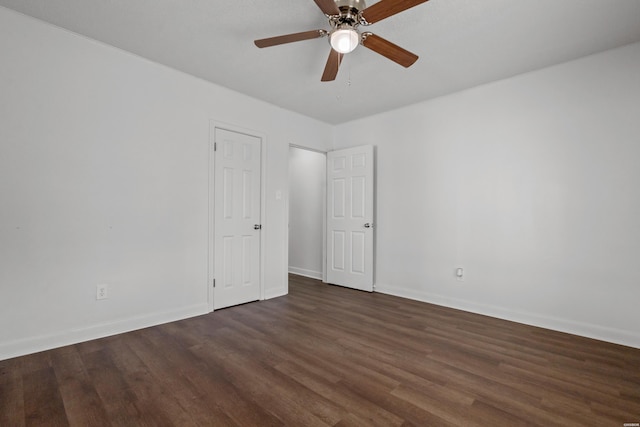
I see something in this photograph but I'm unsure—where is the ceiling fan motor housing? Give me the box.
[333,0,366,27]
[335,0,366,13]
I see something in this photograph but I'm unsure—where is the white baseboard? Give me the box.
[374,283,640,349]
[288,266,322,280]
[0,303,209,361]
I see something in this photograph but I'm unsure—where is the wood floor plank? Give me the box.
[108,334,200,426]
[126,326,276,426]
[389,383,477,426]
[0,359,26,427]
[50,347,110,427]
[1,273,639,426]
[22,366,68,426]
[274,357,409,426]
[81,347,172,426]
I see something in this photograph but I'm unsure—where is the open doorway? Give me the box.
[288,146,326,281]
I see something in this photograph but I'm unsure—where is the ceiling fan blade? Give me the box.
[255,30,325,48]
[362,33,418,67]
[313,0,341,15]
[361,0,430,24]
[321,49,343,82]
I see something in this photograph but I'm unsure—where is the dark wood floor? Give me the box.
[1,274,639,426]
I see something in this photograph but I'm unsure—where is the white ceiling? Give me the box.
[2,0,640,124]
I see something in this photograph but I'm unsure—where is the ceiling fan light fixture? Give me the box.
[254,0,427,82]
[330,28,359,54]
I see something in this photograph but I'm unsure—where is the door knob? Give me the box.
[254,224,262,230]
[364,223,372,228]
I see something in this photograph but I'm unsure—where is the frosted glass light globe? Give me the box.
[330,29,359,54]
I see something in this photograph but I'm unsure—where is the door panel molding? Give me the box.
[326,145,375,292]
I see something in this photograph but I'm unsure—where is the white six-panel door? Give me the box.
[213,128,262,309]
[327,145,374,292]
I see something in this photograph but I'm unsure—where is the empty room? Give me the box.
[1,0,639,425]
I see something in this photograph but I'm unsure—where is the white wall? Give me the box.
[0,7,332,360]
[334,42,640,348]
[288,147,326,279]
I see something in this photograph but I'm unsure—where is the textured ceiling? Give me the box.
[2,0,640,124]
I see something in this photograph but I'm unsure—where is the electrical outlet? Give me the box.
[455,268,464,282]
[96,284,108,300]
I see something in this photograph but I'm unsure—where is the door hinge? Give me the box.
[213,279,216,288]
[214,142,217,151]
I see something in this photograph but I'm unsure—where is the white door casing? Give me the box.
[326,145,374,292]
[212,127,262,309]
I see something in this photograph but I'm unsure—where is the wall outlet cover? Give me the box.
[96,284,108,300]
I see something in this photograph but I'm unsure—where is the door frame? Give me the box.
[208,121,267,312]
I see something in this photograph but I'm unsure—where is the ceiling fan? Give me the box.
[254,0,430,81]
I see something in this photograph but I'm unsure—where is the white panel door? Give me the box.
[327,145,374,291]
[214,128,261,309]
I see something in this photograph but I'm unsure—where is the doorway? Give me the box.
[288,144,375,292]
[288,146,326,281]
